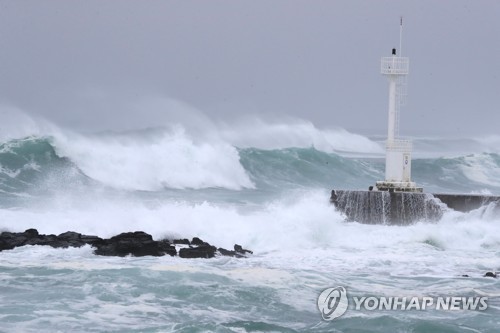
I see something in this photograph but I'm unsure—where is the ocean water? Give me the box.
[0,117,499,332]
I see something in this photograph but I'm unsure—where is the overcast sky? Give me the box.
[0,0,498,136]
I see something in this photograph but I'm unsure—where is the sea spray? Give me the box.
[1,134,500,198]
[0,118,499,331]
[51,127,255,191]
[218,117,384,154]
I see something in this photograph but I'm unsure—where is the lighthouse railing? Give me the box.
[381,57,409,75]
[386,139,412,152]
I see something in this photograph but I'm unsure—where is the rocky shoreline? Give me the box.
[1,229,497,278]
[0,229,253,259]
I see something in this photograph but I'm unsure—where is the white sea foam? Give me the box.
[51,126,254,191]
[44,115,385,190]
[459,154,500,187]
[0,189,499,332]
[1,104,499,332]
[1,189,498,257]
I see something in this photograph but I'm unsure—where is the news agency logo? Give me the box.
[317,287,488,321]
[317,286,348,320]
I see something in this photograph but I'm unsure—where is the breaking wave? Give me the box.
[51,127,254,191]
[0,131,499,197]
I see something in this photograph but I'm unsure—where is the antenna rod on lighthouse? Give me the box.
[399,16,403,56]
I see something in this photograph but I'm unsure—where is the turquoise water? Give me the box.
[0,128,499,332]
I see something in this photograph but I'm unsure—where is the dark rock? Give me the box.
[45,234,70,248]
[24,229,39,238]
[25,234,53,247]
[234,244,253,255]
[173,238,190,245]
[158,240,177,257]
[179,245,217,259]
[94,232,155,256]
[191,237,206,246]
[80,235,103,246]
[25,231,86,249]
[58,231,81,241]
[93,231,172,257]
[484,272,497,278]
[218,247,244,258]
[56,231,84,248]
[461,274,470,278]
[0,231,27,250]
[0,229,250,259]
[111,231,153,242]
[0,229,49,250]
[54,231,101,248]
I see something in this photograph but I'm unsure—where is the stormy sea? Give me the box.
[0,115,499,332]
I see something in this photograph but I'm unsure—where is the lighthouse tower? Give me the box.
[375,19,422,192]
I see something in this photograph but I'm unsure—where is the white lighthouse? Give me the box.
[375,19,422,192]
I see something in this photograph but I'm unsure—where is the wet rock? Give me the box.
[24,228,39,238]
[218,247,244,258]
[179,244,217,259]
[80,235,103,246]
[0,229,48,249]
[56,231,84,248]
[0,231,27,250]
[93,231,173,257]
[0,228,250,259]
[37,234,68,248]
[191,237,207,246]
[173,238,190,245]
[42,231,103,248]
[158,239,177,257]
[234,244,253,255]
[484,272,497,278]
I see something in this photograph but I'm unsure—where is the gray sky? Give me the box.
[0,0,499,136]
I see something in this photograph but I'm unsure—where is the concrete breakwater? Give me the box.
[330,190,500,225]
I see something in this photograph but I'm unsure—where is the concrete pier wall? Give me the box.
[331,190,500,225]
[432,194,500,213]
